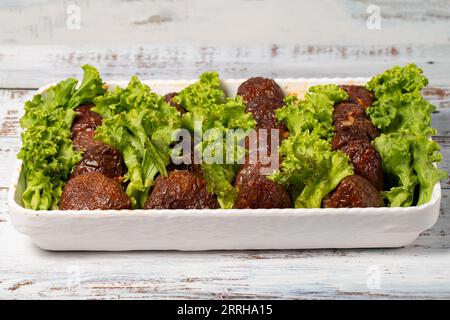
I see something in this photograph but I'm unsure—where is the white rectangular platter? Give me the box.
[7,78,442,251]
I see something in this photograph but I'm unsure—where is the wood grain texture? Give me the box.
[0,0,449,46]
[1,44,450,88]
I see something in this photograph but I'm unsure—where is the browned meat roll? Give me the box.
[340,85,374,109]
[332,102,366,124]
[233,159,292,209]
[331,103,380,150]
[322,175,384,208]
[325,86,384,208]
[245,96,284,129]
[341,140,383,191]
[70,144,125,181]
[233,77,292,209]
[237,77,284,103]
[244,96,289,154]
[144,170,219,209]
[60,172,131,210]
[332,120,380,150]
[71,104,104,152]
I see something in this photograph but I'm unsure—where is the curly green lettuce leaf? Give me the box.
[366,63,428,98]
[19,120,82,210]
[374,132,446,207]
[366,91,435,134]
[269,84,352,208]
[175,72,254,135]
[21,64,105,129]
[181,96,255,137]
[309,84,349,102]
[270,131,353,208]
[20,79,78,129]
[366,64,435,133]
[411,135,446,205]
[18,108,82,210]
[276,84,348,140]
[67,65,106,110]
[172,71,226,113]
[18,65,104,210]
[367,64,445,206]
[92,75,162,119]
[94,77,180,208]
[374,132,418,207]
[173,72,255,208]
[201,163,239,209]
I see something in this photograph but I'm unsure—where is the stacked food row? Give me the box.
[18,64,445,210]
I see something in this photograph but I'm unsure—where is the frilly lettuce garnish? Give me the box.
[366,64,446,206]
[366,63,435,135]
[269,85,353,208]
[93,76,181,208]
[18,65,105,210]
[276,85,348,140]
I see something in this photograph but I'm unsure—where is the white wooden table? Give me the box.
[0,0,449,299]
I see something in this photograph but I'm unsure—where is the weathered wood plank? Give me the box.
[1,45,450,88]
[0,139,19,190]
[434,137,450,189]
[0,89,29,137]
[0,0,448,47]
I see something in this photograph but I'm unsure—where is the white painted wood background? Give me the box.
[0,0,450,299]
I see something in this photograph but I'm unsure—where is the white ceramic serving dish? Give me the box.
[8,78,442,251]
